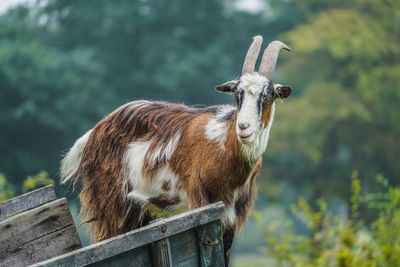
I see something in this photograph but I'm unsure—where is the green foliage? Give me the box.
[0,174,14,202]
[260,174,400,266]
[350,171,361,218]
[23,171,55,192]
[260,0,400,202]
[0,171,54,202]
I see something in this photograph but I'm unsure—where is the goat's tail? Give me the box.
[60,129,93,184]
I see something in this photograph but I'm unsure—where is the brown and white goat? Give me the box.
[61,35,292,265]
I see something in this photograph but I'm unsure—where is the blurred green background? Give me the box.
[0,0,399,266]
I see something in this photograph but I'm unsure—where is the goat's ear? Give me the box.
[274,84,292,99]
[215,79,239,94]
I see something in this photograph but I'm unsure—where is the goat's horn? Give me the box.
[242,35,263,74]
[258,41,291,80]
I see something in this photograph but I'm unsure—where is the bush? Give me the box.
[23,170,54,192]
[260,171,400,266]
[0,174,14,202]
[0,171,54,202]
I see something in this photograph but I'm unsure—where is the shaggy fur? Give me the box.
[61,98,274,242]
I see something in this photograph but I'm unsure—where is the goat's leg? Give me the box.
[222,158,261,265]
[223,228,235,267]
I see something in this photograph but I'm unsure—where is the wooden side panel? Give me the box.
[151,238,172,267]
[88,245,152,267]
[196,221,225,267]
[33,202,225,267]
[0,185,56,221]
[169,229,199,267]
[0,198,82,266]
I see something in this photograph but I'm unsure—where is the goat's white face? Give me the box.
[216,72,292,145]
[236,73,269,143]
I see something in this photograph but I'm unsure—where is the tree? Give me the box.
[260,0,400,200]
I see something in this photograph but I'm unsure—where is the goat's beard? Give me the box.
[240,124,271,163]
[241,102,276,163]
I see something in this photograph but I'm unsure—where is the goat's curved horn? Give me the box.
[258,41,291,80]
[242,35,263,74]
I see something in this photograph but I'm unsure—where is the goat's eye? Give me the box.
[262,85,274,101]
[261,91,270,102]
[262,95,270,103]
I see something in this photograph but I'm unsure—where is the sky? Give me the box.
[0,0,32,14]
[235,0,265,13]
[0,0,264,15]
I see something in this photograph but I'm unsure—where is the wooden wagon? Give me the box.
[0,185,225,266]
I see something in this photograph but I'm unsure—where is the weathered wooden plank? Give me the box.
[0,185,56,221]
[151,238,172,267]
[0,198,82,266]
[169,229,199,267]
[88,229,201,267]
[87,245,152,267]
[33,201,225,267]
[196,221,225,267]
[0,225,81,267]
[0,208,5,221]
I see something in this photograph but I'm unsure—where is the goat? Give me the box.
[60,35,292,265]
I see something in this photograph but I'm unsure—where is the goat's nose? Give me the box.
[238,123,249,131]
